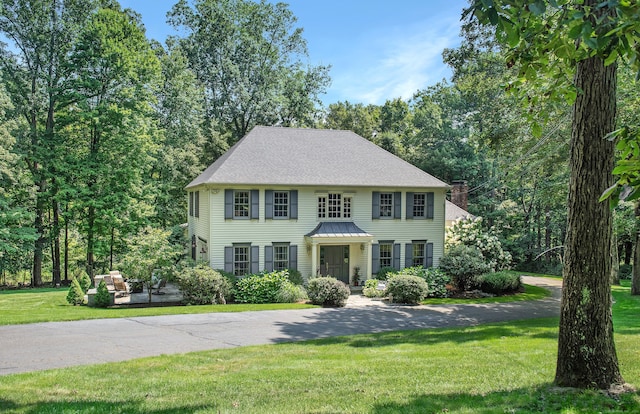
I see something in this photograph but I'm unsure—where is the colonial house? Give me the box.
[185,126,449,284]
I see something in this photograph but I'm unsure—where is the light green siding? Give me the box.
[187,185,446,280]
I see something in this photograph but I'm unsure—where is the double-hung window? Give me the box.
[380,193,393,218]
[273,191,289,218]
[233,245,250,276]
[379,243,393,268]
[234,191,250,218]
[412,242,425,267]
[273,244,289,271]
[413,193,426,218]
[406,192,434,219]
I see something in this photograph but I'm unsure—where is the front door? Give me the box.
[320,245,349,284]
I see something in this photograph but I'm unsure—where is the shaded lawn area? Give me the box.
[0,283,638,413]
[0,288,316,326]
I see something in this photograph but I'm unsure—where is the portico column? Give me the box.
[366,241,373,279]
[310,241,317,278]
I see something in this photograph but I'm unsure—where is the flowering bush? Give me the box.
[446,217,512,271]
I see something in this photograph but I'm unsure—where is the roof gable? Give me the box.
[187,126,448,189]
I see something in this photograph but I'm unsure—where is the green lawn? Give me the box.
[0,279,638,413]
[0,288,316,326]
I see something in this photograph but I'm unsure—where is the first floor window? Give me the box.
[379,243,392,268]
[274,244,289,270]
[234,245,250,276]
[412,242,425,267]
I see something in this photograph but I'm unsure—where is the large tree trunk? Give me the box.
[554,53,623,388]
[632,202,640,295]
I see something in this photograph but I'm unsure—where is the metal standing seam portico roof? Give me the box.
[305,222,373,239]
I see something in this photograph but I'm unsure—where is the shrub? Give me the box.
[76,270,92,293]
[446,217,512,271]
[480,271,522,295]
[619,264,632,280]
[178,265,230,305]
[363,278,387,298]
[287,268,304,285]
[306,276,350,307]
[93,280,111,308]
[376,266,396,281]
[234,270,290,303]
[385,274,428,304]
[66,278,85,306]
[439,245,491,291]
[394,267,450,298]
[274,282,308,303]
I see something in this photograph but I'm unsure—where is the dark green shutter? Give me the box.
[426,192,434,219]
[290,191,298,219]
[250,190,259,219]
[393,243,401,269]
[224,190,233,219]
[405,243,413,268]
[406,192,414,219]
[289,245,298,270]
[426,242,434,267]
[372,192,380,219]
[265,190,273,219]
[251,245,259,273]
[224,246,233,273]
[264,246,273,271]
[372,244,380,274]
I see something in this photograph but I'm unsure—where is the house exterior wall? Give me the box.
[187,185,446,281]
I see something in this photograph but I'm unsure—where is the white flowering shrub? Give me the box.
[445,217,512,271]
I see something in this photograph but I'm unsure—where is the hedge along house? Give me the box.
[186,126,449,284]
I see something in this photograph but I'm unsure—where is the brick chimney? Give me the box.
[450,180,468,211]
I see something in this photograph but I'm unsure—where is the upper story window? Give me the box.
[318,192,352,219]
[406,192,434,219]
[380,193,393,217]
[413,193,426,218]
[234,191,250,218]
[274,191,289,218]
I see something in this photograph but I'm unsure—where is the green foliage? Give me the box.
[178,264,229,305]
[439,245,491,291]
[479,271,522,295]
[93,280,111,308]
[286,268,303,286]
[120,227,181,303]
[66,278,85,306]
[363,279,387,298]
[395,267,450,298]
[376,266,396,281]
[306,277,350,307]
[274,282,308,304]
[234,271,291,304]
[619,264,632,280]
[446,217,512,271]
[168,0,330,141]
[77,271,92,293]
[385,274,429,304]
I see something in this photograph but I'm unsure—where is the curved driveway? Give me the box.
[0,276,561,376]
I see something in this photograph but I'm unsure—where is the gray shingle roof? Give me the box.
[187,126,448,189]
[445,200,473,222]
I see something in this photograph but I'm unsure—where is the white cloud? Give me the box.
[326,17,462,105]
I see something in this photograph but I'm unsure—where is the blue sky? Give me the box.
[119,0,469,105]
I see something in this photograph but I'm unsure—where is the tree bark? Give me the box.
[554,52,623,387]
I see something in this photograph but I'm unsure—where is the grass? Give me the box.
[0,278,638,413]
[0,288,316,326]
[423,283,551,305]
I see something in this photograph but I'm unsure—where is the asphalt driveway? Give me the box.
[0,276,562,376]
